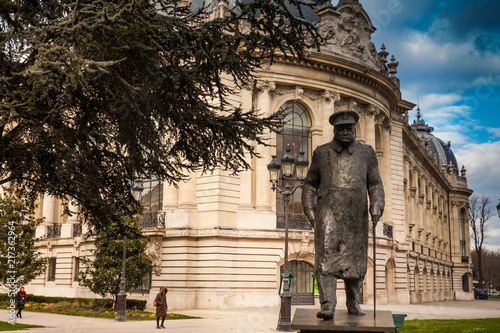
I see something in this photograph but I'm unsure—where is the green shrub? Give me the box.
[0,294,146,310]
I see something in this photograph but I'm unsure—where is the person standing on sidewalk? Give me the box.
[154,287,168,329]
[16,287,27,318]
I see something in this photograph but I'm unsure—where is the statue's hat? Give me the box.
[329,110,359,126]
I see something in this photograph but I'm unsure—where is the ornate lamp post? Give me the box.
[115,181,144,322]
[267,149,308,332]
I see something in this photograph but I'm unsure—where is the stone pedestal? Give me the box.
[291,309,395,333]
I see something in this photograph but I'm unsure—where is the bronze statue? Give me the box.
[301,110,385,320]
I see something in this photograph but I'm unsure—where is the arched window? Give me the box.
[280,261,314,305]
[276,101,312,230]
[462,274,469,292]
[140,179,163,212]
[138,179,165,229]
[459,208,467,261]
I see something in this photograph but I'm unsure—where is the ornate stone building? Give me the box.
[27,0,473,309]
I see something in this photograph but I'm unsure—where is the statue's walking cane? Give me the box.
[373,219,376,320]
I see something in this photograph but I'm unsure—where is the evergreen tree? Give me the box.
[78,213,153,303]
[0,0,323,231]
[0,187,46,291]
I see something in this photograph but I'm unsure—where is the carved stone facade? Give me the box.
[27,0,473,309]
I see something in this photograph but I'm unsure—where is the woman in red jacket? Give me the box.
[16,287,27,318]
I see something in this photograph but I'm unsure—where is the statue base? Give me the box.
[291,309,395,333]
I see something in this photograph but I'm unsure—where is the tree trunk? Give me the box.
[477,250,483,289]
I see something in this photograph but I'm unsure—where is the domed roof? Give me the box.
[411,108,459,175]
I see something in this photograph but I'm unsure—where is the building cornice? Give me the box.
[267,53,414,115]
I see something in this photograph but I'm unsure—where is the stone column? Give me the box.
[179,174,197,209]
[36,194,56,238]
[254,79,275,211]
[162,181,179,229]
[66,200,78,223]
[364,104,379,148]
[320,90,339,144]
[380,117,392,225]
[65,199,80,238]
[162,183,179,210]
[418,269,424,302]
[177,173,197,228]
[42,194,56,224]
[239,84,254,210]
[409,265,417,303]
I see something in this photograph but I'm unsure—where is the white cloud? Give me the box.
[432,131,469,146]
[455,141,500,251]
[391,29,500,93]
[401,30,473,64]
[419,94,464,110]
[484,221,500,252]
[455,141,500,198]
[486,128,500,138]
[406,92,477,146]
[421,105,472,127]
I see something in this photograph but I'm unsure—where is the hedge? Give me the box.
[0,294,147,311]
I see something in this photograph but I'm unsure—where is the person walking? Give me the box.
[16,287,27,318]
[154,287,168,329]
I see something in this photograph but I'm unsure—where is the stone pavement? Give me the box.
[2,299,499,333]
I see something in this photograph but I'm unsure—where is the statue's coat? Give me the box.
[302,139,385,279]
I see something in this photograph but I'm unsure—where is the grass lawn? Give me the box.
[21,308,198,320]
[399,318,500,333]
[0,321,43,331]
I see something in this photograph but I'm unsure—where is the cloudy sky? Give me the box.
[359,0,500,251]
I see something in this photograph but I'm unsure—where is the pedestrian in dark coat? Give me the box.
[302,110,385,320]
[16,287,27,318]
[154,287,168,329]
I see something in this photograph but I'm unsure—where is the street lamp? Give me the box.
[497,199,500,218]
[115,181,143,322]
[267,149,308,332]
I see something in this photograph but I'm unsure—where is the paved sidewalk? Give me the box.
[2,299,500,333]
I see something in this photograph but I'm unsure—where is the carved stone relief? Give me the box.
[321,90,341,104]
[316,1,385,71]
[298,231,312,259]
[146,237,163,276]
[335,97,358,112]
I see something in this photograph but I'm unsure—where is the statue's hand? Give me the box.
[371,206,382,226]
[304,208,316,229]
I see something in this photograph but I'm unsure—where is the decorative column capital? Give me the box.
[366,104,380,117]
[321,90,340,104]
[256,79,276,93]
[335,98,357,111]
[381,117,392,132]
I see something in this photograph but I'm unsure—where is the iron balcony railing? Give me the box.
[46,224,62,238]
[139,211,166,229]
[73,222,82,237]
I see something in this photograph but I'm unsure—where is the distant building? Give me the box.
[28,0,473,309]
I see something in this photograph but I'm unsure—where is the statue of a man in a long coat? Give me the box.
[301,110,385,320]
